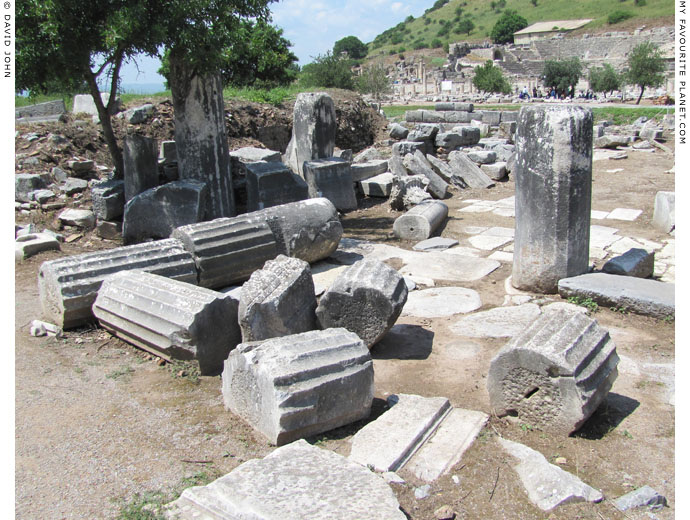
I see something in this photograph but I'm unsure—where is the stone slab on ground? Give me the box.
[606,208,642,221]
[360,172,394,198]
[449,304,541,338]
[58,209,95,229]
[303,158,356,211]
[413,237,458,251]
[398,252,499,283]
[558,273,674,318]
[500,438,603,511]
[349,394,451,472]
[166,439,406,520]
[15,233,61,262]
[406,408,488,482]
[468,234,512,251]
[350,160,389,183]
[613,485,667,511]
[402,287,481,318]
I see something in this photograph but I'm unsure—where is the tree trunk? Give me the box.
[85,69,124,178]
[636,85,645,105]
[168,52,235,219]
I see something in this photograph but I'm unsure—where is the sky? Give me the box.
[118,0,432,87]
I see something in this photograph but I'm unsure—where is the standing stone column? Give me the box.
[123,135,158,202]
[170,57,235,219]
[512,106,593,293]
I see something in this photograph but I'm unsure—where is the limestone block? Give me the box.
[66,159,94,176]
[58,208,95,229]
[451,125,481,145]
[172,218,279,289]
[123,180,208,244]
[480,111,501,125]
[303,158,356,211]
[15,100,66,119]
[350,160,389,182]
[602,248,654,278]
[222,329,374,445]
[38,238,198,329]
[389,123,409,140]
[488,308,619,434]
[30,189,56,204]
[501,111,519,123]
[15,174,46,202]
[244,161,309,212]
[394,201,448,241]
[158,140,177,164]
[229,146,281,165]
[497,121,517,140]
[93,271,240,375]
[443,111,473,124]
[166,440,405,520]
[412,123,441,141]
[15,233,60,262]
[91,179,125,221]
[467,150,497,164]
[614,486,667,511]
[434,103,455,111]
[426,154,467,188]
[123,134,158,201]
[447,151,495,189]
[392,141,426,157]
[284,92,336,177]
[238,255,317,342]
[60,177,88,196]
[404,110,424,122]
[120,103,154,124]
[652,191,674,233]
[434,132,464,150]
[639,126,663,141]
[360,172,394,198]
[353,147,383,163]
[316,259,408,348]
[72,93,119,116]
[408,150,449,199]
[421,110,445,123]
[594,135,630,149]
[388,153,409,177]
[334,148,353,161]
[96,220,122,240]
[481,162,508,181]
[512,106,593,293]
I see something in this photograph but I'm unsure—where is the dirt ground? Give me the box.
[15,119,675,519]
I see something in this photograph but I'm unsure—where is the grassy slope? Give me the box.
[367,0,674,58]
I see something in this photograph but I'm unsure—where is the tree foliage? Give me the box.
[356,61,392,102]
[625,42,666,104]
[457,19,475,35]
[543,58,582,97]
[333,36,368,60]
[300,52,355,90]
[490,10,528,44]
[472,60,511,94]
[608,10,633,24]
[588,64,623,96]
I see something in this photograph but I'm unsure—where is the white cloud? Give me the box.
[391,2,404,13]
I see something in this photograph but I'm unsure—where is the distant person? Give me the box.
[533,87,538,98]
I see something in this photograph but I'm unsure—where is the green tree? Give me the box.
[457,19,475,35]
[17,0,161,177]
[490,10,529,44]
[472,60,511,94]
[333,36,368,59]
[625,42,666,104]
[300,52,355,90]
[608,10,633,24]
[543,58,582,97]
[588,63,623,97]
[357,61,392,102]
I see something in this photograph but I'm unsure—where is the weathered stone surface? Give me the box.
[284,92,336,177]
[479,110,501,125]
[594,135,630,149]
[614,485,667,511]
[388,175,432,210]
[512,106,593,293]
[66,159,95,175]
[222,329,374,445]
[434,132,463,150]
[158,140,177,164]
[413,237,458,251]
[488,308,619,434]
[38,239,197,329]
[96,220,122,240]
[93,271,240,375]
[392,140,426,157]
[652,191,674,233]
[51,166,69,183]
[426,154,467,188]
[15,99,66,119]
[408,151,449,199]
[466,150,496,164]
[72,93,119,117]
[238,255,317,342]
[229,146,281,165]
[172,218,279,289]
[245,161,309,212]
[394,201,448,240]
[389,123,409,140]
[60,177,89,196]
[123,180,208,244]
[15,174,46,202]
[500,438,604,510]
[361,172,395,198]
[123,134,158,202]
[58,208,95,229]
[558,273,674,318]
[350,394,450,472]
[447,152,495,189]
[316,259,408,348]
[334,148,353,161]
[639,126,663,141]
[91,180,125,221]
[353,147,383,163]
[30,189,56,204]
[166,440,405,520]
[481,161,508,181]
[303,158,357,211]
[450,303,541,338]
[350,160,389,183]
[15,233,61,262]
[603,248,654,278]
[497,121,517,140]
[402,287,481,318]
[120,103,154,124]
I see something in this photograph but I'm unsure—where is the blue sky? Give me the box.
[119,0,432,86]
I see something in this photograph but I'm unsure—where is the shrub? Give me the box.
[608,10,634,24]
[431,39,443,48]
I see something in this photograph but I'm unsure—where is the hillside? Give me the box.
[366,0,674,57]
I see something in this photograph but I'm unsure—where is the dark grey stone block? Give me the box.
[303,158,356,211]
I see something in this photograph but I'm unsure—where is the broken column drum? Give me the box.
[93,271,241,375]
[487,308,618,435]
[222,328,374,446]
[316,259,408,348]
[512,106,593,293]
[238,255,317,342]
[393,201,448,241]
[38,239,198,329]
